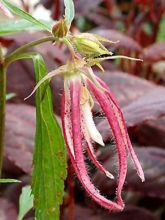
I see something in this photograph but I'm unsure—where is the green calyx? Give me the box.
[52,19,68,39]
[70,33,112,59]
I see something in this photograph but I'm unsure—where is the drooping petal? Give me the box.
[25,67,65,100]
[81,101,104,146]
[62,76,123,211]
[96,77,145,182]
[81,109,114,179]
[94,55,143,62]
[87,78,128,206]
[61,81,75,159]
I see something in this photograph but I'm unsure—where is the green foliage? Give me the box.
[64,0,75,27]
[32,54,67,220]
[157,15,165,42]
[0,19,54,36]
[18,185,34,220]
[0,178,20,183]
[0,0,51,32]
[6,52,67,219]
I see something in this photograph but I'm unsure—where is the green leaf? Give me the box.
[18,185,34,220]
[0,178,21,183]
[0,0,51,32]
[0,19,54,36]
[157,15,165,42]
[64,0,75,26]
[32,54,67,219]
[6,52,67,219]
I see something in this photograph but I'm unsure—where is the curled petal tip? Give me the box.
[96,136,105,147]
[99,55,143,62]
[24,95,31,101]
[24,68,64,101]
[24,87,39,100]
[106,171,115,179]
[139,173,145,182]
[137,165,145,182]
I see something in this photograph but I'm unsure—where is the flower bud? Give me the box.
[52,19,68,39]
[71,33,112,58]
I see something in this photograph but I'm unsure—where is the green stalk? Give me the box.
[5,36,54,66]
[0,36,55,176]
[0,61,6,177]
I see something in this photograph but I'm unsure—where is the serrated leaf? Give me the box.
[0,0,51,32]
[64,0,75,26]
[0,19,54,36]
[18,185,34,220]
[6,52,67,219]
[32,54,67,219]
[0,178,21,183]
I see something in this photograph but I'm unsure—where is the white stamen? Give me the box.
[81,102,104,146]
[105,171,114,179]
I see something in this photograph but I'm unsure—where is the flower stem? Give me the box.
[5,36,55,66]
[62,38,77,59]
[0,57,6,177]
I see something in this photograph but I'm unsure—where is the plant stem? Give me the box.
[62,37,77,59]
[0,61,6,177]
[5,36,55,66]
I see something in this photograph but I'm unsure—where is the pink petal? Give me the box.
[87,79,128,206]
[61,83,75,160]
[81,114,114,179]
[62,76,123,211]
[81,101,105,146]
[96,77,145,182]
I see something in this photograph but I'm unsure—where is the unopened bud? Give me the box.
[52,19,68,39]
[71,33,112,58]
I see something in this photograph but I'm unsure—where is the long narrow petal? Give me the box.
[96,77,145,182]
[81,111,114,179]
[68,77,123,211]
[94,55,143,62]
[24,66,66,100]
[81,101,104,146]
[87,79,128,206]
[61,81,75,159]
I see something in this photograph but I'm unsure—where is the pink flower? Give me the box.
[60,65,144,211]
[26,60,144,211]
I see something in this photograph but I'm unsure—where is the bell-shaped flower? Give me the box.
[26,59,144,211]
